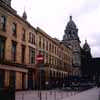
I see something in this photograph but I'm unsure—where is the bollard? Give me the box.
[22,93,24,100]
[46,91,47,100]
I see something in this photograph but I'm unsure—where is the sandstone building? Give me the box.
[36,27,73,88]
[0,0,38,90]
[0,0,73,90]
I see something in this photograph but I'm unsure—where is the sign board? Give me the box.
[36,54,44,63]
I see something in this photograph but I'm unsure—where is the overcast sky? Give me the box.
[12,0,100,57]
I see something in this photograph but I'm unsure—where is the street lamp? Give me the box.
[36,52,44,100]
[45,81,48,90]
[39,69,42,100]
[45,81,48,100]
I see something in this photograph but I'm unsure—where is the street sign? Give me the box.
[36,53,44,63]
[36,57,43,61]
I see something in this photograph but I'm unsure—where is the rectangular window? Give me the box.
[22,45,25,63]
[29,32,31,43]
[22,28,25,41]
[39,36,41,48]
[29,47,35,64]
[1,16,6,31]
[46,41,48,51]
[12,23,17,37]
[12,42,16,62]
[33,34,35,45]
[29,32,35,45]
[22,73,26,89]
[0,36,5,60]
[0,69,5,88]
[49,43,51,52]
[32,34,33,44]
[5,70,10,87]
[46,53,48,63]
[43,39,45,49]
[9,71,15,89]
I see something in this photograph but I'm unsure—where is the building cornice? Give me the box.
[0,1,37,32]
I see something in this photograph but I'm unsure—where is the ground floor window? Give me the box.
[16,72,27,90]
[5,70,10,87]
[22,73,26,89]
[0,69,5,88]
[0,69,27,90]
[16,72,22,89]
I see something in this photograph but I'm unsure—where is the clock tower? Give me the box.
[62,16,81,68]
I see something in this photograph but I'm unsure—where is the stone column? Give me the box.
[25,73,28,89]
[25,46,29,64]
[16,43,21,63]
[5,38,12,61]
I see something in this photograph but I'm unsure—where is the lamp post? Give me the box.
[54,90,56,100]
[39,64,45,100]
[39,69,42,100]
[36,52,44,100]
[45,81,48,90]
[45,81,48,100]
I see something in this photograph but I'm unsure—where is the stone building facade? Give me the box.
[36,27,73,88]
[0,0,73,90]
[0,0,37,90]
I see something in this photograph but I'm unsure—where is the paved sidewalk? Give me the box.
[16,90,79,100]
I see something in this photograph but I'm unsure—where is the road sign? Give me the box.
[36,54,44,63]
[36,57,43,61]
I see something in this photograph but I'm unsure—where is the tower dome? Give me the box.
[66,16,76,29]
[64,16,79,41]
[22,11,27,20]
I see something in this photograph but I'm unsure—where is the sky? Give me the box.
[11,0,100,57]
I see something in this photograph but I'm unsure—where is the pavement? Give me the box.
[16,90,79,100]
